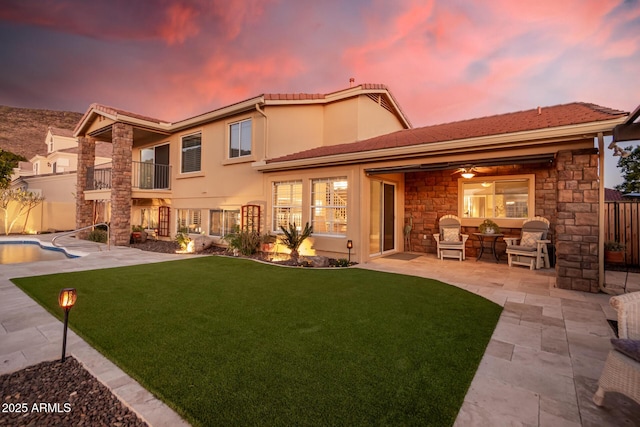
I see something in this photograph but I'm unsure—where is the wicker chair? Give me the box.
[504,217,551,270]
[433,215,469,261]
[593,291,640,407]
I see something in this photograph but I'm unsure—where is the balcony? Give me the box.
[87,161,171,191]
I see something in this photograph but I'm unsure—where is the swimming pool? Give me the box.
[0,240,81,265]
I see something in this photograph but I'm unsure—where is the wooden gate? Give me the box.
[604,201,640,266]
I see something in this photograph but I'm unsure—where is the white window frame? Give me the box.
[209,209,240,237]
[229,118,252,159]
[272,180,303,232]
[180,132,202,174]
[459,174,535,228]
[310,177,348,236]
[176,209,202,234]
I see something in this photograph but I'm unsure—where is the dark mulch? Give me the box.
[0,357,147,427]
[129,240,354,267]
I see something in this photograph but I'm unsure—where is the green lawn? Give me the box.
[13,257,501,426]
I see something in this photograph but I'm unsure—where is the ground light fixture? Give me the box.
[347,240,353,263]
[58,288,77,362]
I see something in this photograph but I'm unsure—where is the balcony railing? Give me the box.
[87,161,171,191]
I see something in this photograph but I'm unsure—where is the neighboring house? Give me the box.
[7,126,112,233]
[74,83,638,293]
[605,188,624,201]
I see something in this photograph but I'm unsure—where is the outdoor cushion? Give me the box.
[442,227,460,242]
[507,244,537,252]
[611,338,640,363]
[520,231,543,247]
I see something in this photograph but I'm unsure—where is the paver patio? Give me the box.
[1,235,639,426]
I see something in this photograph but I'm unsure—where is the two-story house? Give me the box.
[74,83,638,293]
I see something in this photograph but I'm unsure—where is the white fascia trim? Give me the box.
[254,117,627,172]
[170,97,264,131]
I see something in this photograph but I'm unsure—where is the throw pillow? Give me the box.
[442,227,459,242]
[611,338,640,363]
[520,231,543,247]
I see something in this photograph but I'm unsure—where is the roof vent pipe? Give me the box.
[537,106,542,115]
[349,77,355,87]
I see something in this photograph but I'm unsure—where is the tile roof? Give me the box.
[74,103,168,134]
[90,103,168,125]
[268,102,628,163]
[77,83,411,134]
[48,126,74,137]
[605,188,624,201]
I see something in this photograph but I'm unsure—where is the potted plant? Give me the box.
[604,241,626,264]
[261,233,277,253]
[131,225,147,243]
[478,219,500,234]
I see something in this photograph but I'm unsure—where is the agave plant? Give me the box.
[280,222,313,262]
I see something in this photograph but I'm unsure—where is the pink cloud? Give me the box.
[160,3,200,45]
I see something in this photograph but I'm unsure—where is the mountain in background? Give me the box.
[0,105,84,160]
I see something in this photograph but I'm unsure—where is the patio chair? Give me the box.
[593,291,640,407]
[433,215,468,261]
[504,217,550,270]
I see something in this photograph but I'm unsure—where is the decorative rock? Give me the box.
[304,256,330,267]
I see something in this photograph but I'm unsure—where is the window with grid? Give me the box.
[462,178,530,219]
[209,209,240,236]
[176,209,202,233]
[311,177,347,236]
[229,119,252,158]
[181,133,201,173]
[272,181,302,232]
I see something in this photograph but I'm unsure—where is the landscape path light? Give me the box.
[58,288,77,362]
[347,240,353,263]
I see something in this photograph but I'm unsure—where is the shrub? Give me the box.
[175,232,191,250]
[333,258,351,268]
[279,222,313,262]
[604,241,625,251]
[223,227,261,256]
[87,229,108,243]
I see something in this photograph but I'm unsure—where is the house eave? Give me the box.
[170,96,265,132]
[254,116,627,172]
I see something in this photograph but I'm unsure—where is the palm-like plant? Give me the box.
[280,222,313,262]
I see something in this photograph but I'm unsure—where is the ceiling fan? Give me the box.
[451,166,491,178]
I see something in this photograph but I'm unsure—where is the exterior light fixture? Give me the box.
[461,172,475,179]
[347,240,353,263]
[58,288,77,362]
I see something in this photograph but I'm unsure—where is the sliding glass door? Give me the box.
[369,180,395,256]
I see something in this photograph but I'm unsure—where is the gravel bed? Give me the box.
[1,357,148,427]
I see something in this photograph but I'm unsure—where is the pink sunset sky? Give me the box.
[0,0,639,185]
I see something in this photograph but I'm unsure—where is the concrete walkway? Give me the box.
[0,235,191,427]
[2,236,640,426]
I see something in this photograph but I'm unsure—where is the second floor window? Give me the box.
[181,133,201,173]
[229,119,252,158]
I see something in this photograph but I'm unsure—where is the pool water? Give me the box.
[0,242,77,265]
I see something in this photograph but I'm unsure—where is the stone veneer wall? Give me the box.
[403,151,601,292]
[555,149,600,293]
[75,136,96,239]
[110,123,133,246]
[404,163,558,257]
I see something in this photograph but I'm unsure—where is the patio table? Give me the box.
[473,233,504,263]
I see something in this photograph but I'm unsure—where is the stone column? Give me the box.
[110,123,133,246]
[555,148,600,292]
[76,136,96,238]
